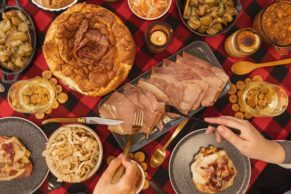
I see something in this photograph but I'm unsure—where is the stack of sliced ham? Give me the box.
[99,84,165,135]
[99,52,229,135]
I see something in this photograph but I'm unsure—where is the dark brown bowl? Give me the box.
[0,0,37,84]
[176,0,242,37]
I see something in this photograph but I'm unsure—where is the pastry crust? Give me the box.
[43,3,136,96]
[191,146,237,193]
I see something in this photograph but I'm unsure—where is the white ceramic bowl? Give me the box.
[45,124,103,183]
[128,0,172,20]
[131,161,145,194]
[31,0,78,11]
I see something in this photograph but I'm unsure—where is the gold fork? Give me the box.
[111,110,144,184]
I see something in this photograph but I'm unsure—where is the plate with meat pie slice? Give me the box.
[169,129,251,194]
[0,117,48,194]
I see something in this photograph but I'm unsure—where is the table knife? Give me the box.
[149,181,167,194]
[42,117,123,125]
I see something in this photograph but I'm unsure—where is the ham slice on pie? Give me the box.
[191,146,237,193]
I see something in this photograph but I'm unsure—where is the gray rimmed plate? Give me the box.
[0,117,49,194]
[169,129,251,194]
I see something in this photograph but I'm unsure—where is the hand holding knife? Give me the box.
[42,117,123,126]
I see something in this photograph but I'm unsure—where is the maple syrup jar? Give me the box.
[145,22,173,53]
[224,28,261,58]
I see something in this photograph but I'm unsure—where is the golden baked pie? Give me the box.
[43,3,136,96]
[34,0,74,9]
[191,146,237,193]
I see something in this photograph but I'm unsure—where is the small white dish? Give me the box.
[131,161,145,194]
[128,0,172,20]
[31,0,78,12]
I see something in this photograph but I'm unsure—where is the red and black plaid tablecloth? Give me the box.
[0,0,290,193]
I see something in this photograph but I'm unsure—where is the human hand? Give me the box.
[204,116,285,164]
[93,154,140,194]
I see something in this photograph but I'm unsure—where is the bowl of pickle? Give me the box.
[176,0,242,36]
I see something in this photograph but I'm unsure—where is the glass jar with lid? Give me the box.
[224,28,261,58]
[253,0,291,55]
[240,81,288,117]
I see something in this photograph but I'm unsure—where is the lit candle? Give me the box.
[150,31,167,46]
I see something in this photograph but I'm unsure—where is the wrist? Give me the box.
[262,140,285,164]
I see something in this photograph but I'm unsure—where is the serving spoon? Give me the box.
[231,58,291,75]
[150,118,189,168]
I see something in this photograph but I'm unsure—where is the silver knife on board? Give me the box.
[42,117,123,125]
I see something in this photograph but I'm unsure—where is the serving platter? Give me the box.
[169,129,251,194]
[101,40,231,152]
[0,117,49,194]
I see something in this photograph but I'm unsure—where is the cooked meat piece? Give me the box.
[99,91,136,135]
[163,59,209,109]
[150,65,203,113]
[100,84,164,135]
[122,84,165,134]
[137,79,170,103]
[175,55,224,106]
[183,52,229,85]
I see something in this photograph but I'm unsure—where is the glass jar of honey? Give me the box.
[8,77,55,114]
[253,0,291,55]
[240,81,288,117]
[145,21,173,53]
[224,28,261,58]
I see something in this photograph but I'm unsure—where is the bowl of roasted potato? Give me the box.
[177,0,242,36]
[0,0,37,83]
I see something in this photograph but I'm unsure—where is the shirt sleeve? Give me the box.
[276,140,291,169]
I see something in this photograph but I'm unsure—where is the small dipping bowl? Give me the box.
[131,161,145,194]
[145,21,173,53]
[31,0,78,11]
[128,0,172,20]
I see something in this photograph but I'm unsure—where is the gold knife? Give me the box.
[42,117,124,125]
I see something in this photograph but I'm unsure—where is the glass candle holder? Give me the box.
[145,21,173,53]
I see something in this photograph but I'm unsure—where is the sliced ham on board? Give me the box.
[100,52,229,135]
[175,55,225,106]
[99,91,137,135]
[162,59,209,110]
[122,84,165,134]
[137,79,171,103]
[150,65,203,113]
[99,84,164,135]
[182,52,229,86]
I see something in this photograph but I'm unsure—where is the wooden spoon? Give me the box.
[231,58,291,75]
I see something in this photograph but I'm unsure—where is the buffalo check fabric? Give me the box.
[0,0,290,193]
